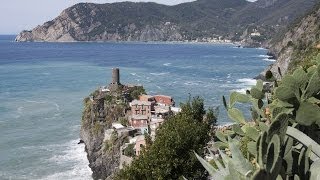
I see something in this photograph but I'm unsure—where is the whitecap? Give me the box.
[179,66,192,69]
[17,106,24,114]
[53,103,60,111]
[258,55,272,58]
[237,78,256,86]
[263,58,276,62]
[24,100,48,104]
[130,73,142,77]
[43,140,92,180]
[233,88,248,94]
[150,72,169,76]
[163,63,171,66]
[184,81,199,86]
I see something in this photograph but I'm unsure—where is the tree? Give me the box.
[180,96,206,123]
[123,143,135,157]
[144,133,153,148]
[116,97,211,179]
[204,107,218,127]
[130,86,146,100]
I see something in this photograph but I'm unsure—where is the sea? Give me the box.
[0,35,274,179]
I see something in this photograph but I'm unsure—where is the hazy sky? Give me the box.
[0,0,256,34]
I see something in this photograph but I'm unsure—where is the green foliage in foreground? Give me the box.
[115,97,216,180]
[196,61,320,179]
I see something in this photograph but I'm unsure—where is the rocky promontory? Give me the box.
[259,4,320,79]
[80,89,127,179]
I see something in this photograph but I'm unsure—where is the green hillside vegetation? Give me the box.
[17,0,320,44]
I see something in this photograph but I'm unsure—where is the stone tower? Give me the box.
[111,68,120,85]
[108,68,121,91]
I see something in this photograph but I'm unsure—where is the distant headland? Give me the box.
[15,0,318,48]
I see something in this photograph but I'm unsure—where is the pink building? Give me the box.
[131,100,152,117]
[131,115,148,128]
[130,100,151,133]
[134,135,146,156]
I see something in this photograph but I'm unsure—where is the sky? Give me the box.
[0,0,256,34]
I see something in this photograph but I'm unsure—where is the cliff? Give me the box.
[80,89,129,179]
[259,3,320,79]
[16,0,317,43]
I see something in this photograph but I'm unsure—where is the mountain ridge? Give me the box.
[15,0,317,44]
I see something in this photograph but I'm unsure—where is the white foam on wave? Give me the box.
[17,106,24,113]
[150,72,169,76]
[24,100,48,104]
[184,81,203,86]
[163,63,171,66]
[42,140,92,180]
[263,58,276,62]
[259,55,272,58]
[22,99,61,112]
[232,78,257,93]
[234,88,248,94]
[53,103,60,111]
[237,78,257,86]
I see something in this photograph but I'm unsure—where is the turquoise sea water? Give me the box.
[0,35,273,179]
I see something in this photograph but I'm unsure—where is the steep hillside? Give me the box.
[15,0,317,43]
[259,3,320,79]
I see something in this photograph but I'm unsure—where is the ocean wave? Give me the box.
[150,72,169,76]
[163,63,171,66]
[233,88,248,94]
[237,78,256,86]
[259,55,272,58]
[130,73,142,78]
[42,140,92,180]
[184,81,203,86]
[17,106,24,114]
[24,100,48,104]
[22,99,61,112]
[228,78,257,93]
[263,58,276,62]
[53,103,60,111]
[177,65,192,69]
